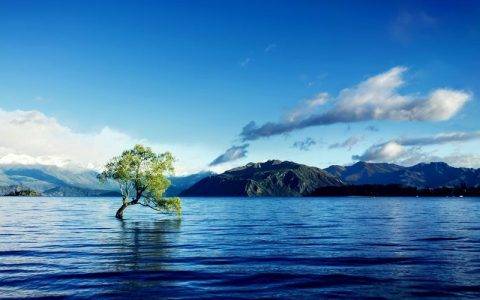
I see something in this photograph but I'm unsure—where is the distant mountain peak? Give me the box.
[266,159,283,165]
[228,160,299,174]
[414,161,449,167]
[326,161,479,188]
[352,161,368,167]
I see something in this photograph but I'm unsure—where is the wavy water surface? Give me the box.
[1,197,480,298]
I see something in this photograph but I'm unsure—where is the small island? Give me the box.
[4,188,41,197]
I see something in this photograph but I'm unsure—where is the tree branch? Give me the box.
[137,201,163,211]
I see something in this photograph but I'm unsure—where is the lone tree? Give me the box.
[99,144,181,219]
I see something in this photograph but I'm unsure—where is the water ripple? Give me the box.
[1,196,480,298]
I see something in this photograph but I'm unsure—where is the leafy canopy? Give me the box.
[99,144,181,215]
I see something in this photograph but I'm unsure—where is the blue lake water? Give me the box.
[1,197,480,299]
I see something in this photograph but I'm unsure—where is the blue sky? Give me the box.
[1,0,479,174]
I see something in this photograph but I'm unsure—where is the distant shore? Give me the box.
[307,184,480,197]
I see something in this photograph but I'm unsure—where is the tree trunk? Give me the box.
[115,203,129,219]
[115,194,142,220]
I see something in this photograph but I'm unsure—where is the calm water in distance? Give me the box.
[1,197,480,299]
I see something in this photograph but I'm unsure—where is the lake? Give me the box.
[1,197,480,298]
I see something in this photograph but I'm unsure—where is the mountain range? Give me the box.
[181,160,480,197]
[1,160,479,197]
[326,161,480,188]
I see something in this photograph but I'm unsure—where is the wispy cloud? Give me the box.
[240,66,472,141]
[292,137,316,151]
[391,11,437,44]
[264,43,277,52]
[300,72,328,87]
[329,136,363,151]
[398,131,480,146]
[239,57,251,68]
[240,43,276,69]
[209,144,249,166]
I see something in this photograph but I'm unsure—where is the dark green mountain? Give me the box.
[324,162,404,185]
[324,161,480,188]
[181,160,343,197]
[397,162,480,188]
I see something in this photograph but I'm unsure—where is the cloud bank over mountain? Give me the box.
[0,108,214,174]
[353,131,480,168]
[240,66,471,141]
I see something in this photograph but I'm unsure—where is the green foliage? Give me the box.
[99,144,182,216]
[144,196,182,216]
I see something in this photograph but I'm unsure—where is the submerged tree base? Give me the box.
[115,203,129,219]
[114,197,182,220]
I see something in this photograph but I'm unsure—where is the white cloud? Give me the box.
[209,144,249,166]
[442,154,480,169]
[353,141,405,162]
[0,153,69,166]
[394,152,480,169]
[326,67,471,121]
[0,108,215,175]
[285,92,329,123]
[241,66,472,140]
[408,89,471,121]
